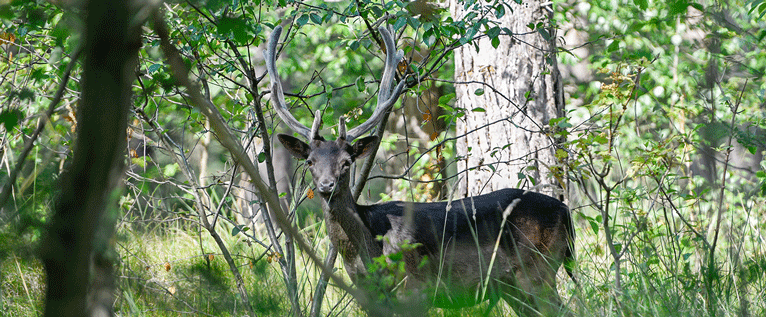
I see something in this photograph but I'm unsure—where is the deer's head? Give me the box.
[277,121,378,195]
[264,25,405,196]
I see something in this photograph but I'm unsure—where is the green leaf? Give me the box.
[549,116,573,128]
[474,88,484,96]
[18,88,34,101]
[461,25,478,45]
[634,0,648,10]
[131,157,147,168]
[537,28,551,41]
[591,215,601,234]
[27,7,46,28]
[668,0,689,16]
[258,152,267,163]
[495,3,506,18]
[349,40,360,51]
[593,134,608,144]
[394,16,407,30]
[0,109,23,131]
[626,21,646,34]
[310,13,322,25]
[297,14,309,26]
[424,33,435,47]
[30,67,48,83]
[438,93,455,106]
[163,163,180,178]
[356,76,366,92]
[486,26,501,39]
[606,40,620,52]
[423,22,433,32]
[471,107,485,112]
[205,0,228,12]
[217,16,251,44]
[148,63,161,73]
[231,225,249,236]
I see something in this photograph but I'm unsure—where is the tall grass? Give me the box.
[3,187,764,317]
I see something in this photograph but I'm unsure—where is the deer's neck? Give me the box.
[320,185,382,271]
[321,187,357,216]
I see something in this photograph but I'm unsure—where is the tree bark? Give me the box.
[40,1,141,316]
[450,0,565,198]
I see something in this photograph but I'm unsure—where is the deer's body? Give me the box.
[327,187,573,313]
[265,25,575,316]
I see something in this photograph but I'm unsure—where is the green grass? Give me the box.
[1,201,765,316]
[114,225,287,316]
[0,222,45,317]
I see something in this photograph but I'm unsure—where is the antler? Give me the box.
[344,26,407,141]
[264,25,321,140]
[266,25,406,142]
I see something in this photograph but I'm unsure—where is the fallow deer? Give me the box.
[264,25,575,316]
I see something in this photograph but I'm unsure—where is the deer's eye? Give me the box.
[306,159,313,167]
[342,160,351,168]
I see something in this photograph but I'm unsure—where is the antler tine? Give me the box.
[310,110,322,140]
[264,25,312,140]
[338,116,347,140]
[346,26,407,141]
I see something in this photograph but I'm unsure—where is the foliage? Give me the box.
[0,0,764,315]
[557,0,766,314]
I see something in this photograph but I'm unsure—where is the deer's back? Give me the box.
[360,188,567,247]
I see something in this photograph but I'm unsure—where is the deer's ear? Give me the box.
[278,134,311,160]
[351,136,379,159]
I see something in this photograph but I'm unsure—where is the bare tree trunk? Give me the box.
[39,1,141,316]
[450,0,565,198]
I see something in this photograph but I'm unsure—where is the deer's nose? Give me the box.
[318,181,335,193]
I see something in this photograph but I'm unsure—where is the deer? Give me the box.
[264,25,575,316]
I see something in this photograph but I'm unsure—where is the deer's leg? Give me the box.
[498,282,536,317]
[502,247,564,316]
[516,268,562,316]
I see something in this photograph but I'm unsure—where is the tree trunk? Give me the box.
[450,0,565,198]
[40,1,141,316]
